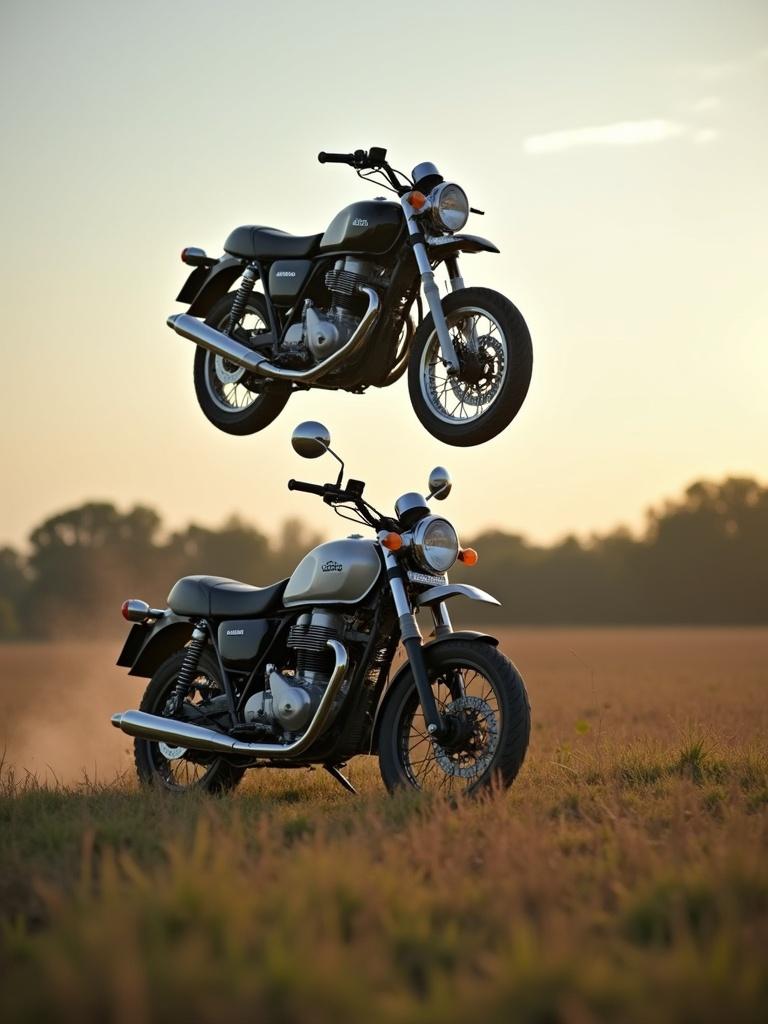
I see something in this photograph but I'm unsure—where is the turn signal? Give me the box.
[458,547,478,566]
[381,532,403,552]
[408,191,427,211]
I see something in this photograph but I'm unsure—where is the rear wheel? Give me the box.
[408,287,532,447]
[193,292,291,436]
[378,640,530,795]
[134,650,245,793]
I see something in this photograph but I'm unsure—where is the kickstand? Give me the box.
[324,763,358,795]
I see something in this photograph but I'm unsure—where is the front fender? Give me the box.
[116,613,193,678]
[426,233,500,258]
[414,583,500,608]
[369,630,498,753]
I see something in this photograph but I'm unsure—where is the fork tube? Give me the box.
[381,545,446,739]
[400,197,459,372]
[444,256,465,291]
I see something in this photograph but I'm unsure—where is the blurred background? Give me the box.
[0,1,765,777]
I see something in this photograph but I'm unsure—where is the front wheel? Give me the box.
[408,287,533,447]
[193,291,291,436]
[378,641,530,795]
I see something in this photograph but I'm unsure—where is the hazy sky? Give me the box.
[1,0,766,552]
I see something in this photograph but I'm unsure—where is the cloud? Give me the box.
[523,119,685,155]
[688,96,722,114]
[693,128,719,145]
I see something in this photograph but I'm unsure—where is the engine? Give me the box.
[281,258,384,362]
[243,610,346,734]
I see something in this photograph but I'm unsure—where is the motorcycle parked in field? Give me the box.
[168,147,533,447]
[112,422,531,794]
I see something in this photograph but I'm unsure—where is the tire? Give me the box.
[378,640,530,795]
[193,291,291,436]
[408,287,532,447]
[134,649,245,794]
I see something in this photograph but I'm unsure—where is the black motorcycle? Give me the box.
[112,422,530,794]
[168,147,533,447]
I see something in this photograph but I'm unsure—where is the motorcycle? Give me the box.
[168,147,533,447]
[112,422,531,794]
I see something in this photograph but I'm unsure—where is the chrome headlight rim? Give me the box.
[410,515,459,574]
[427,182,469,234]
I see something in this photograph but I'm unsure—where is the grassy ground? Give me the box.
[1,629,766,1022]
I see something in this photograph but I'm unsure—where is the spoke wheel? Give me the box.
[400,669,502,795]
[133,650,245,794]
[193,291,290,436]
[420,308,508,425]
[408,286,532,447]
[205,305,269,414]
[378,640,530,796]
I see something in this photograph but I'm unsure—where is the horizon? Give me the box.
[3,467,764,555]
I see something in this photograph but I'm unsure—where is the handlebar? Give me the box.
[287,479,327,496]
[318,147,389,170]
[318,151,356,165]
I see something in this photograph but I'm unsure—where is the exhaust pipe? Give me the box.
[167,287,380,384]
[111,640,348,759]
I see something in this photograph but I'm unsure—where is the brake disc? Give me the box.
[449,336,505,408]
[434,695,499,779]
[159,742,187,760]
[213,354,247,385]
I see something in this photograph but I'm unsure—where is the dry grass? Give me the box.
[1,628,767,1022]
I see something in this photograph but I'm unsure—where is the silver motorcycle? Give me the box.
[112,422,530,794]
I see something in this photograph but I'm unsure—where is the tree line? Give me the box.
[0,476,765,639]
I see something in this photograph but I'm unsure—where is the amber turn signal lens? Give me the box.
[458,547,478,566]
[381,532,403,551]
[408,191,427,211]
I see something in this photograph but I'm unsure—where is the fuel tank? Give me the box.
[283,538,382,607]
[319,199,403,255]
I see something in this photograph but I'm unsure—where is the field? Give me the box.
[1,629,767,1022]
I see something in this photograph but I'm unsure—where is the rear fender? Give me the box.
[117,614,194,678]
[180,257,248,316]
[369,630,498,753]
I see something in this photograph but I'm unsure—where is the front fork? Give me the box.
[400,197,463,373]
[382,546,454,742]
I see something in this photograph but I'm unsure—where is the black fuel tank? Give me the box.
[319,199,402,255]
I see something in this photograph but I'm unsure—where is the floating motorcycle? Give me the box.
[112,422,531,794]
[168,147,532,447]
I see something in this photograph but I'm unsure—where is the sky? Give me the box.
[0,0,766,552]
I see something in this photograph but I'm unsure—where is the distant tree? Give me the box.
[1,477,765,639]
[25,502,163,636]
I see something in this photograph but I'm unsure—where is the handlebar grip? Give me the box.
[288,479,325,495]
[318,151,353,165]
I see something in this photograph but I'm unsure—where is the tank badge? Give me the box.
[352,218,369,227]
[226,628,245,635]
[321,560,343,573]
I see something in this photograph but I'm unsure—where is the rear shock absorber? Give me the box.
[226,264,258,336]
[165,624,207,715]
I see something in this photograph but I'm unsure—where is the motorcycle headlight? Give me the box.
[411,516,459,573]
[428,182,469,233]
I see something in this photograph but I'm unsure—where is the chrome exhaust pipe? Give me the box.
[111,640,348,759]
[167,287,380,384]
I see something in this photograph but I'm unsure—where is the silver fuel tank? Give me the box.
[283,538,382,607]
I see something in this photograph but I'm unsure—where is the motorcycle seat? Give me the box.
[167,575,288,619]
[224,225,323,260]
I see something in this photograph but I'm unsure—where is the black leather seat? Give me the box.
[224,225,322,260]
[167,575,288,619]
